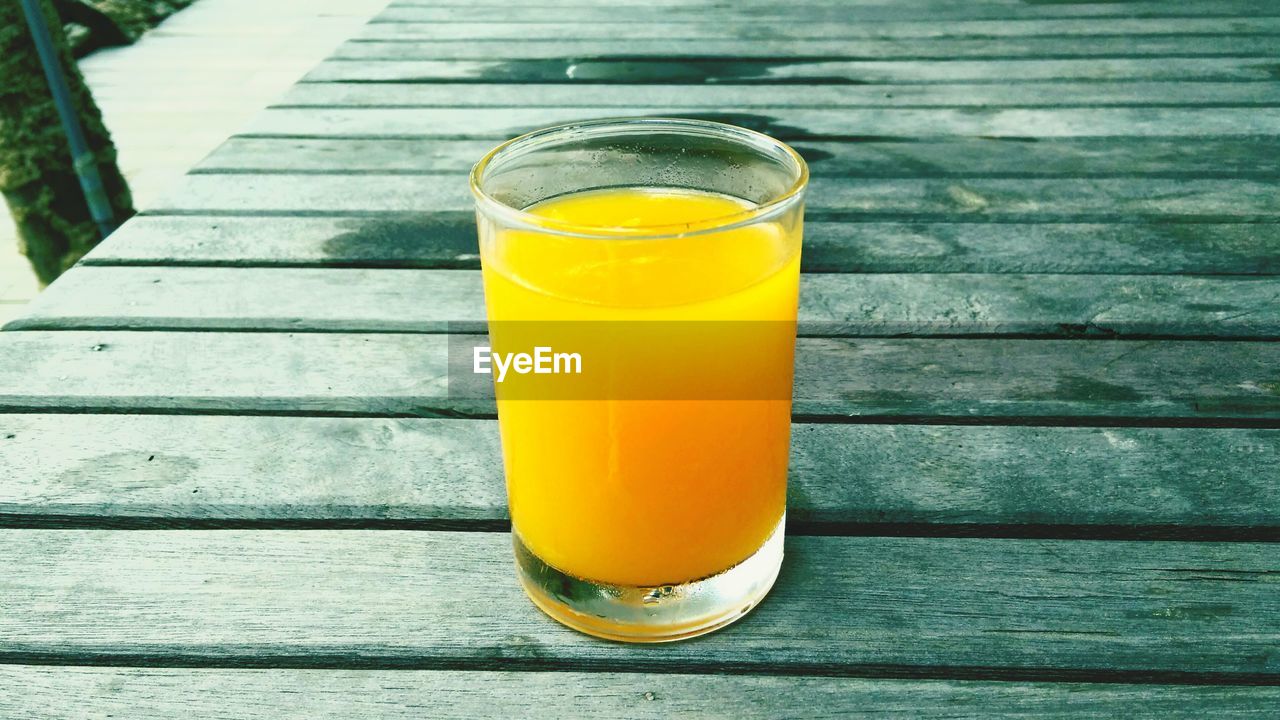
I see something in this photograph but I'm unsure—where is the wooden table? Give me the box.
[3,0,1279,716]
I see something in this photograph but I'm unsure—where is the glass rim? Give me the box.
[469,117,809,241]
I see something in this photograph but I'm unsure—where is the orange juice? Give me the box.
[481,188,801,586]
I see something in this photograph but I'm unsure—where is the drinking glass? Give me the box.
[470,118,807,641]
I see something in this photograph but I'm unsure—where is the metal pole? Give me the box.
[18,0,117,238]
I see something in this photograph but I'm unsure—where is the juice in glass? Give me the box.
[471,119,807,641]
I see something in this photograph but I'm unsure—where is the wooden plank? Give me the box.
[4,667,1280,720]
[1,530,1276,677]
[238,107,1280,139]
[12,266,1280,338]
[146,173,1280,221]
[391,0,1252,4]
[275,81,1280,109]
[303,56,1280,84]
[357,18,1280,40]
[0,331,452,416]
[2,414,1278,530]
[7,267,479,332]
[371,2,1277,23]
[384,0,1274,10]
[78,216,1280,275]
[198,137,495,173]
[197,137,1280,177]
[331,36,1280,61]
[84,215,486,269]
[0,331,1276,421]
[397,0,1103,4]
[389,0,1273,6]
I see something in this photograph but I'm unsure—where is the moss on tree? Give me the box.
[1,0,135,285]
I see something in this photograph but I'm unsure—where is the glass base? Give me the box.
[513,514,784,643]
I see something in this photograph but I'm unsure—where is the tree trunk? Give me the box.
[1,0,134,286]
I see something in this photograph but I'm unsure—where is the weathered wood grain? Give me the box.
[195,137,489,173]
[80,216,1280,276]
[239,107,1280,140]
[372,1,1277,23]
[84,215,489,268]
[1,414,1278,530]
[198,136,1280,178]
[0,331,454,415]
[146,173,1280,222]
[4,667,1279,720]
[0,331,1276,421]
[357,17,1280,41]
[388,0,1271,8]
[276,81,1280,109]
[1,531,1277,677]
[331,36,1280,61]
[12,266,1280,338]
[303,56,1280,84]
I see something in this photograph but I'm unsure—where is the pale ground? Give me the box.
[0,0,388,325]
